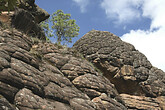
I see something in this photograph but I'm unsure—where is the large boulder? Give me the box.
[17,0,50,23]
[73,30,165,109]
[0,0,49,41]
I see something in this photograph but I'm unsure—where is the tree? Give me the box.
[39,18,54,39]
[43,10,79,45]
[52,10,80,44]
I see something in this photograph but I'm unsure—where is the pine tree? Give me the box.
[40,10,80,45]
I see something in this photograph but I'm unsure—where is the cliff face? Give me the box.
[0,0,165,110]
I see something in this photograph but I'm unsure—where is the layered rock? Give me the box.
[0,0,165,109]
[73,30,165,109]
[0,28,126,109]
[1,28,164,110]
[120,94,165,110]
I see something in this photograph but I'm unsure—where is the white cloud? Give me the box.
[101,0,165,71]
[101,0,143,23]
[121,28,165,71]
[72,0,90,13]
[120,0,165,71]
[142,0,165,29]
[73,0,165,71]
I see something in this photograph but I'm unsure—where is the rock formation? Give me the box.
[73,30,165,109]
[0,0,49,41]
[0,0,165,110]
[0,27,129,109]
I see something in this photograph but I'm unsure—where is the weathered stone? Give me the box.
[120,94,161,110]
[0,95,16,110]
[0,81,18,103]
[61,57,98,80]
[10,58,49,95]
[44,82,89,103]
[92,93,127,110]
[11,9,46,40]
[12,49,39,69]
[0,57,10,71]
[17,0,50,23]
[0,50,10,61]
[120,65,136,80]
[15,88,66,110]
[155,96,165,109]
[44,53,70,69]
[0,11,14,24]
[73,74,118,98]
[140,67,165,97]
[40,61,64,75]
[1,1,165,109]
[73,30,165,98]
[70,98,97,110]
[34,42,60,54]
[0,0,49,41]
[0,29,32,51]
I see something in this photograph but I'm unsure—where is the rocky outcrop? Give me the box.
[0,94,17,110]
[0,29,126,110]
[0,0,165,109]
[0,0,49,41]
[1,29,164,110]
[0,28,127,109]
[11,8,46,40]
[17,0,50,24]
[73,30,165,109]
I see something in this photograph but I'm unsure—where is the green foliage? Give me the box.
[31,37,41,44]
[51,10,80,44]
[30,47,42,61]
[40,10,80,45]
[0,0,17,13]
[54,42,64,49]
[39,19,54,38]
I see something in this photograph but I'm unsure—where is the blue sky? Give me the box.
[36,0,165,71]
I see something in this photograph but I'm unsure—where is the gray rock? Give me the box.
[73,30,165,98]
[73,30,165,109]
[0,95,16,110]
[0,28,126,110]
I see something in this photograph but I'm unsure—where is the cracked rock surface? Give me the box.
[0,28,126,110]
[73,30,165,109]
[0,0,165,109]
[1,29,164,110]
